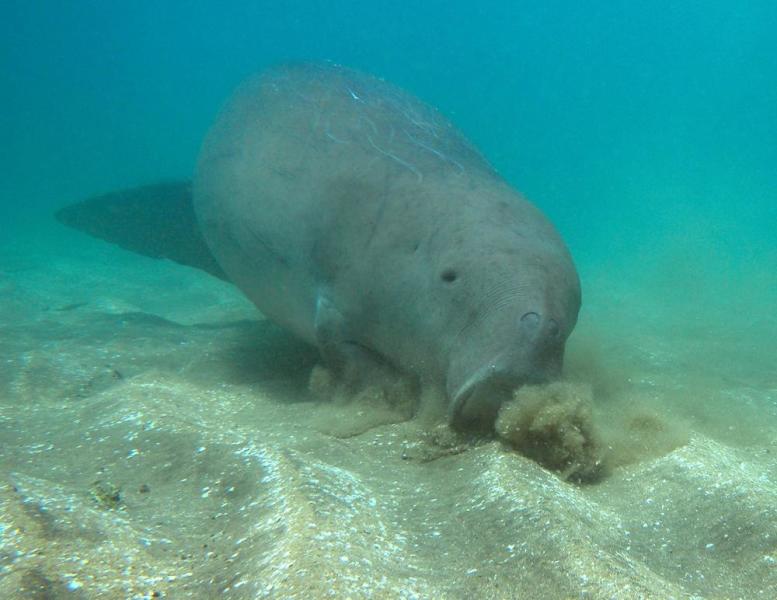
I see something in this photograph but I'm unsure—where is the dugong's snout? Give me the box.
[447,310,567,429]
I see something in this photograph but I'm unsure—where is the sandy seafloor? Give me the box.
[1,223,776,600]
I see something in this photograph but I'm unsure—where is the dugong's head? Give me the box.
[432,191,581,429]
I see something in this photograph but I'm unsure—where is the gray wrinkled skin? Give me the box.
[194,63,581,427]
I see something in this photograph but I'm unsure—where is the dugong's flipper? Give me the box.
[56,182,228,281]
[313,293,399,391]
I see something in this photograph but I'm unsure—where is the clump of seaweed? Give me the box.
[90,479,122,509]
[495,382,605,483]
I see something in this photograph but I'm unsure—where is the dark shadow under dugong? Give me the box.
[57,63,581,429]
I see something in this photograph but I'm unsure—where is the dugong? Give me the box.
[57,63,581,428]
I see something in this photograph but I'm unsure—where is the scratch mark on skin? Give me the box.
[367,135,423,183]
[326,132,349,144]
[404,129,465,174]
[399,107,439,137]
[325,120,349,144]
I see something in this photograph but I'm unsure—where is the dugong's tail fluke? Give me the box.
[55,181,229,281]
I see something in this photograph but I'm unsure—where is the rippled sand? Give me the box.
[1,229,775,599]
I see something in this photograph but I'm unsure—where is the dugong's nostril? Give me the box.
[520,311,540,331]
[521,312,560,338]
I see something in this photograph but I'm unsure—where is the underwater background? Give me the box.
[2,1,776,598]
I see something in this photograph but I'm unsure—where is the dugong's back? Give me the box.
[194,63,493,340]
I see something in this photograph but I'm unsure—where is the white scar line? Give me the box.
[324,120,349,144]
[404,129,465,174]
[367,135,423,182]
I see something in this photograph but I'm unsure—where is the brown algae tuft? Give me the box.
[495,382,605,483]
[90,479,122,509]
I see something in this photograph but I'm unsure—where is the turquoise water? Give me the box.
[4,2,776,251]
[2,2,776,597]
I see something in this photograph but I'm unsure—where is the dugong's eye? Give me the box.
[440,269,458,283]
